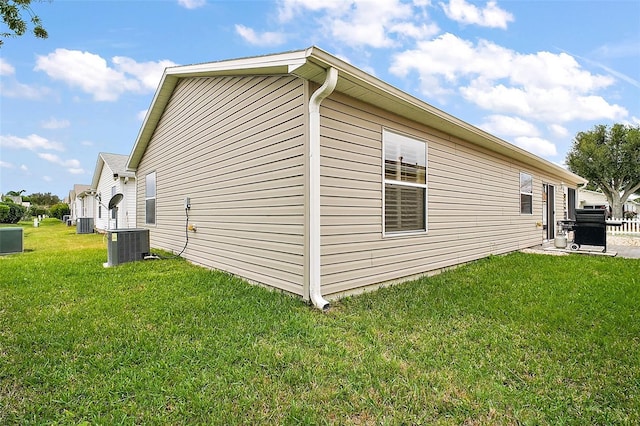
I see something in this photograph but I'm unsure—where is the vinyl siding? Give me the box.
[319,91,572,296]
[95,166,136,231]
[135,75,307,295]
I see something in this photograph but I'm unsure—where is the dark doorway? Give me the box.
[543,184,555,240]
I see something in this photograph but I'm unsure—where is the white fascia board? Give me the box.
[126,73,179,171]
[127,50,310,171]
[90,155,104,190]
[164,49,309,78]
[304,47,587,186]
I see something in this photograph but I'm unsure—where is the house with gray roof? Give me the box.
[91,153,136,231]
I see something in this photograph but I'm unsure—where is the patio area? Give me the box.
[524,235,640,259]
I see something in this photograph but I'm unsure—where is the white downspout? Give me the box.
[309,67,338,311]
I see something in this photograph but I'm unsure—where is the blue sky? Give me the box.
[1,0,639,199]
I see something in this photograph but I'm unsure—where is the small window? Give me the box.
[145,172,156,225]
[383,130,427,234]
[520,172,533,214]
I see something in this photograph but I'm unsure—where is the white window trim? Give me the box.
[145,171,157,226]
[382,128,428,238]
[520,172,533,215]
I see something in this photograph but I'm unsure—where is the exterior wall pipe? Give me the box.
[308,67,338,310]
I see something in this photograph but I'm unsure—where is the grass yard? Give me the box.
[1,219,639,424]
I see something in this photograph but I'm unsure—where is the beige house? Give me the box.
[126,47,586,309]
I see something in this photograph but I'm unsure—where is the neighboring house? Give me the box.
[91,152,136,231]
[578,188,637,217]
[126,47,586,309]
[68,184,94,223]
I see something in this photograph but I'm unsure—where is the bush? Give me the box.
[0,204,9,222]
[0,201,27,224]
[29,205,48,218]
[49,203,70,220]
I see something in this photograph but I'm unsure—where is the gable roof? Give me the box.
[70,184,92,201]
[91,152,135,189]
[126,46,586,185]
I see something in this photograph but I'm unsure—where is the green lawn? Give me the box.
[1,219,639,424]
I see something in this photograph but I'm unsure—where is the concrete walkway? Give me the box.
[604,244,640,259]
[525,240,640,259]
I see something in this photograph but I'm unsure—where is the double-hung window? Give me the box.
[383,129,428,234]
[145,172,156,225]
[520,172,533,214]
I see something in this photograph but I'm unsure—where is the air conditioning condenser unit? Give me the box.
[76,217,94,234]
[106,228,150,267]
[0,227,23,255]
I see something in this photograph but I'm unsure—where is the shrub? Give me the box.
[0,201,26,224]
[0,204,9,222]
[49,203,70,220]
[29,205,48,218]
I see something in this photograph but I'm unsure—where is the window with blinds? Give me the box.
[383,130,427,234]
[520,172,533,215]
[145,171,156,225]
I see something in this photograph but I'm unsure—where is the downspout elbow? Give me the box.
[310,67,338,113]
[309,67,338,311]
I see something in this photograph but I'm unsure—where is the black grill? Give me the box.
[572,209,607,251]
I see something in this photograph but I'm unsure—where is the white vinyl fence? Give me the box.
[607,217,640,235]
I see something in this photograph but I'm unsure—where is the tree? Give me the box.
[28,192,60,206]
[0,0,49,47]
[49,202,69,220]
[566,123,640,218]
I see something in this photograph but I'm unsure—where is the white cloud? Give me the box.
[0,134,64,151]
[34,49,176,101]
[38,153,79,167]
[390,33,628,122]
[461,83,627,122]
[235,25,286,46]
[440,0,513,29]
[20,164,28,172]
[327,0,416,48]
[112,56,176,91]
[389,22,440,41]
[43,176,52,182]
[0,160,13,168]
[548,124,569,138]
[479,115,539,137]
[594,38,640,59]
[81,140,94,146]
[278,0,343,22]
[42,118,71,129]
[276,0,438,48]
[0,58,15,76]
[513,136,557,157]
[37,153,85,174]
[177,0,206,9]
[0,80,51,99]
[137,109,148,121]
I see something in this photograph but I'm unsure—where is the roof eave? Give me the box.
[303,47,587,186]
[126,46,587,186]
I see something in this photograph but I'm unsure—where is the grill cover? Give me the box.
[574,209,607,248]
